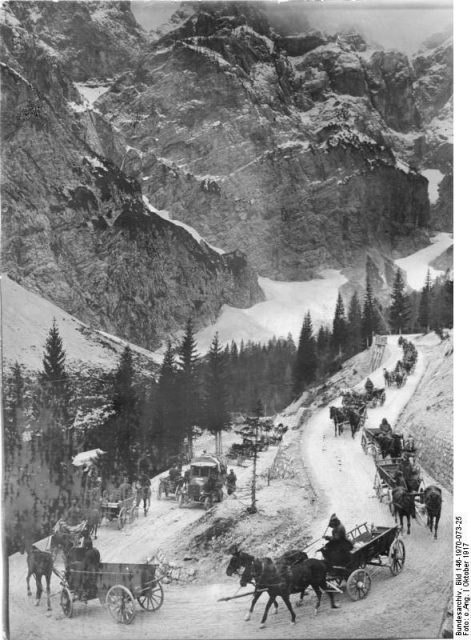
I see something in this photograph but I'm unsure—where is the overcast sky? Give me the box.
[131,0,452,54]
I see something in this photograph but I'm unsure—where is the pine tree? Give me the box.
[103,346,140,479]
[347,291,363,355]
[332,293,348,355]
[39,319,73,459]
[204,333,229,455]
[389,269,410,334]
[292,312,316,397]
[418,269,433,332]
[177,317,201,460]
[362,277,380,348]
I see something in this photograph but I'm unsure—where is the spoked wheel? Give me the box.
[106,585,136,624]
[60,587,74,618]
[389,538,406,575]
[346,569,372,601]
[118,508,126,530]
[137,580,164,611]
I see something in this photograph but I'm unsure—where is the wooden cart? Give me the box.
[100,495,137,529]
[58,558,164,624]
[320,522,405,600]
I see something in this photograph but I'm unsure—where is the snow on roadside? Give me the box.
[395,232,453,290]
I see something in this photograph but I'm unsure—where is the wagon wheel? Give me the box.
[60,587,74,618]
[106,585,136,624]
[118,508,126,529]
[389,538,406,575]
[137,580,164,611]
[346,569,372,601]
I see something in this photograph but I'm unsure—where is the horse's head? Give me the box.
[424,486,442,512]
[226,549,253,577]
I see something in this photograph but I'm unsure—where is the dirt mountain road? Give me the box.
[8,336,452,639]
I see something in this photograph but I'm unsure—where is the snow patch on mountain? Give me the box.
[422,168,444,204]
[142,196,225,255]
[395,232,453,290]
[0,275,159,371]
[195,269,348,353]
[74,82,111,105]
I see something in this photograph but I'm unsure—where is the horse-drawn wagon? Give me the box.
[157,476,184,500]
[100,495,137,529]
[57,554,164,623]
[320,522,405,600]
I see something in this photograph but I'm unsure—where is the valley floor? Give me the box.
[7,336,453,639]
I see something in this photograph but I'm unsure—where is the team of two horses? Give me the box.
[226,547,338,628]
[390,485,442,538]
[20,525,97,611]
[329,406,365,438]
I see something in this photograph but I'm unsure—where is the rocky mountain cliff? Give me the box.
[95,2,434,287]
[1,1,453,350]
[1,1,262,350]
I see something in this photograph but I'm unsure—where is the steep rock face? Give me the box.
[4,0,146,81]
[0,60,262,350]
[364,51,420,132]
[95,6,430,281]
[412,34,453,230]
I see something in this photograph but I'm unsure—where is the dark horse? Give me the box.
[86,506,101,540]
[377,433,403,460]
[345,406,366,439]
[329,406,347,437]
[239,556,338,628]
[390,486,416,535]
[422,485,442,539]
[226,549,308,620]
[20,539,53,610]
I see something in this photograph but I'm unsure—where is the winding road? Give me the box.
[7,336,452,639]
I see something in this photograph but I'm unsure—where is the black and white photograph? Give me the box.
[1,0,459,638]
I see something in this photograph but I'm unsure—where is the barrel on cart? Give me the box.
[319,522,405,600]
[58,557,164,623]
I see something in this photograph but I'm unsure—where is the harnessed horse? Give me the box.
[237,555,338,628]
[329,406,347,437]
[422,486,442,539]
[20,539,53,610]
